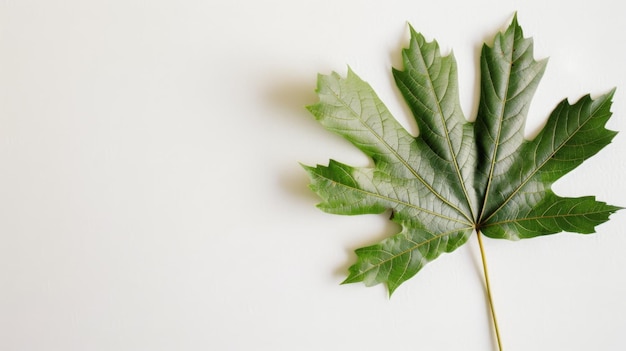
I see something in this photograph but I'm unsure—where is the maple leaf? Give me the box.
[303,16,621,296]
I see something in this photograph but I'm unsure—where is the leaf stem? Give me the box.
[476,230,503,351]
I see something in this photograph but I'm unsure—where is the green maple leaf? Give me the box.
[303,16,621,296]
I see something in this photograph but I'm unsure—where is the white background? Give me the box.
[1,1,625,350]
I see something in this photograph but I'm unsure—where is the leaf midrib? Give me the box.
[478,36,515,225]
[481,96,611,224]
[347,226,474,281]
[315,168,472,225]
[483,207,614,228]
[405,43,476,222]
[327,83,472,223]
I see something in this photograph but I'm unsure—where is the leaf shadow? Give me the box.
[264,76,324,204]
[332,211,403,279]
[264,74,407,290]
[264,74,318,120]
[280,166,319,206]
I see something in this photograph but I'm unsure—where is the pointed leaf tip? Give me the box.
[407,22,419,37]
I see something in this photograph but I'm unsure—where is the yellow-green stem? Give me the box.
[476,231,503,351]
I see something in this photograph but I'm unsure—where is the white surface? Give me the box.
[1,1,625,350]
